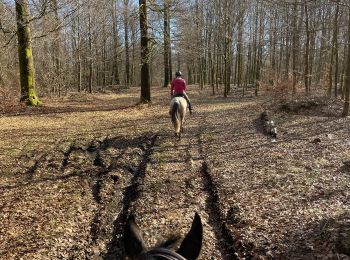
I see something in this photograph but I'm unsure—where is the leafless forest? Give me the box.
[1,0,350,104]
[1,0,350,259]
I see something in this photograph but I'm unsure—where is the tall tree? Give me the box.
[124,0,130,87]
[88,9,93,93]
[168,9,172,81]
[49,0,62,96]
[112,0,120,85]
[15,0,41,105]
[333,0,340,97]
[304,1,310,93]
[342,7,350,117]
[139,0,151,103]
[292,0,299,94]
[235,0,244,95]
[163,0,170,88]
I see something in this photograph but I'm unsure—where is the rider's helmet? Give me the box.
[175,71,182,77]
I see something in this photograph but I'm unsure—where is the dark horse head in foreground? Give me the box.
[170,96,187,139]
[124,213,203,260]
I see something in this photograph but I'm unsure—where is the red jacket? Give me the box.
[171,77,187,95]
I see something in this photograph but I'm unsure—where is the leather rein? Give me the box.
[144,248,187,260]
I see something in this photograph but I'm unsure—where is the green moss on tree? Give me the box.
[16,0,41,106]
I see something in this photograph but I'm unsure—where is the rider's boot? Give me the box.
[188,103,193,114]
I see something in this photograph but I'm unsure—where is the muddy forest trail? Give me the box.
[1,85,350,259]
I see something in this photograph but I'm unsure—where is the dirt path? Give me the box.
[93,104,237,259]
[123,116,231,259]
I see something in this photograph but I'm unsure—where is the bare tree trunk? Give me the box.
[195,0,203,89]
[292,0,298,94]
[341,42,347,99]
[342,8,350,117]
[270,10,277,75]
[102,23,107,87]
[74,4,82,92]
[124,0,130,87]
[223,1,229,97]
[139,0,151,103]
[15,0,41,105]
[255,3,264,96]
[112,0,120,85]
[51,0,61,96]
[304,2,310,93]
[284,11,291,80]
[308,30,316,89]
[88,11,93,93]
[327,2,340,97]
[334,0,340,98]
[163,0,170,88]
[168,11,172,80]
[236,1,244,93]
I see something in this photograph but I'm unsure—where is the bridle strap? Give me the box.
[146,248,187,260]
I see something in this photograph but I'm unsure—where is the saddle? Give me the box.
[172,93,188,106]
[173,93,185,98]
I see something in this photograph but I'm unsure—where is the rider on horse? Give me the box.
[171,71,193,114]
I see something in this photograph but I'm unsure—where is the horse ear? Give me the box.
[124,214,147,259]
[177,213,203,260]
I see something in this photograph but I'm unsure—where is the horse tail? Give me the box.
[171,102,180,133]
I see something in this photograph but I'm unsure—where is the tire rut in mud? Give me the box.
[197,132,254,259]
[45,134,158,258]
[100,134,158,260]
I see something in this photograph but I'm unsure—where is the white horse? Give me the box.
[170,96,187,139]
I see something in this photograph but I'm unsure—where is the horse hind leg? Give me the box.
[180,116,185,133]
[174,132,181,140]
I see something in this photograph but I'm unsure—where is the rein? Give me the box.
[145,248,187,260]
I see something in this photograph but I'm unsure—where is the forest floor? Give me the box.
[1,84,350,259]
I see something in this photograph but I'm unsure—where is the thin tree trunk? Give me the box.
[75,6,82,92]
[334,0,340,97]
[163,0,170,88]
[51,0,61,96]
[342,8,350,117]
[131,20,136,86]
[168,12,172,80]
[139,0,151,103]
[255,3,264,96]
[124,0,130,87]
[223,1,229,97]
[112,0,120,85]
[341,42,347,99]
[284,12,291,80]
[304,2,310,93]
[88,11,93,93]
[292,0,298,94]
[236,1,244,93]
[309,30,316,89]
[102,23,107,87]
